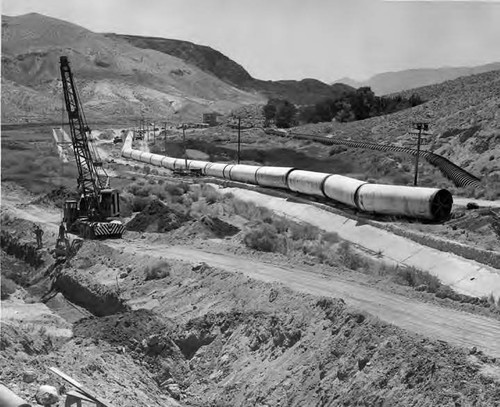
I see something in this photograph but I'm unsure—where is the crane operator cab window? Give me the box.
[63,200,79,225]
[100,189,120,218]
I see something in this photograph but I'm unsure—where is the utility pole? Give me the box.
[183,124,188,170]
[237,117,241,164]
[164,121,167,154]
[412,121,429,186]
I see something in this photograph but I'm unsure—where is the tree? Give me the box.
[349,87,376,120]
[263,101,277,122]
[275,100,297,128]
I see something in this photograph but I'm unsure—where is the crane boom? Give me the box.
[59,56,104,215]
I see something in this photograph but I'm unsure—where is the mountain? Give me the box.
[331,77,363,89]
[1,13,265,124]
[104,34,254,88]
[332,63,500,96]
[106,33,356,105]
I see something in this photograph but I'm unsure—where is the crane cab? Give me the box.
[63,200,79,226]
[100,189,120,218]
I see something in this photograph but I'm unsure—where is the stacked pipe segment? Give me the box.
[121,134,453,221]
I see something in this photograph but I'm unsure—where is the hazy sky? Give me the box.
[2,0,500,82]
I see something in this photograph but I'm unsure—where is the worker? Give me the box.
[33,224,44,249]
[58,222,67,241]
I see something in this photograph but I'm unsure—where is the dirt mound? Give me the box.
[74,309,175,347]
[126,200,191,233]
[184,216,240,239]
[74,309,188,386]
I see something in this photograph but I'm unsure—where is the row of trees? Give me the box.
[263,87,424,128]
[263,99,298,128]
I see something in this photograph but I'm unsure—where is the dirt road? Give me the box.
[106,240,500,358]
[219,187,500,299]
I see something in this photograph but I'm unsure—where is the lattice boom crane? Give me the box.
[59,56,124,239]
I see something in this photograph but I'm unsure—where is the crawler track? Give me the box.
[265,129,482,188]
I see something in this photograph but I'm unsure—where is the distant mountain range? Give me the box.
[332,63,500,96]
[2,12,500,127]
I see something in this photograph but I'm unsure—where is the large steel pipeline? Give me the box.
[264,129,481,188]
[121,134,453,221]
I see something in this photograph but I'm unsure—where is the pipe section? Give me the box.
[323,175,368,208]
[228,164,260,184]
[121,134,453,221]
[287,170,331,197]
[0,384,31,407]
[256,167,295,189]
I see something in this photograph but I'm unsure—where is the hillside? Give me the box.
[104,34,254,88]
[106,33,355,105]
[1,13,265,124]
[333,63,500,96]
[303,69,500,183]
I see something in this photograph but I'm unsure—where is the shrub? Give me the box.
[1,278,17,300]
[393,266,441,293]
[230,199,272,221]
[458,126,481,143]
[321,232,340,244]
[144,261,171,281]
[132,196,153,212]
[243,223,285,253]
[337,241,366,270]
[272,218,290,234]
[200,184,221,204]
[290,222,320,241]
[301,240,337,265]
[190,199,209,218]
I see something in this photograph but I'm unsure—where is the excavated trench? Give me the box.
[53,270,129,317]
[3,230,500,406]
[1,230,44,268]
[49,252,500,405]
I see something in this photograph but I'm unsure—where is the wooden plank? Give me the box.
[48,367,114,407]
[66,390,95,402]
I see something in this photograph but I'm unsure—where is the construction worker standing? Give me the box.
[58,222,67,241]
[33,224,44,249]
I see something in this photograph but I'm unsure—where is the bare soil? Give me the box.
[2,232,500,406]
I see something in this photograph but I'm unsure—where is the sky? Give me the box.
[2,0,500,82]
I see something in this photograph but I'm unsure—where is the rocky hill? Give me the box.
[305,69,500,183]
[333,63,500,96]
[104,34,254,88]
[107,33,355,105]
[1,13,265,124]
